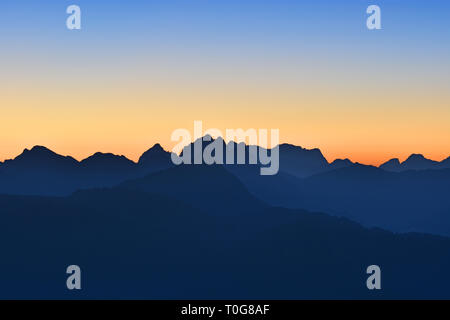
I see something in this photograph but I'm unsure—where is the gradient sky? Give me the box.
[1,0,450,165]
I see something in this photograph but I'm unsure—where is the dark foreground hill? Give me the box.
[0,185,449,299]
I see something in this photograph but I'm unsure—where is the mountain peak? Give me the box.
[30,145,51,151]
[379,158,401,172]
[401,153,438,171]
[80,152,135,170]
[386,158,401,164]
[403,153,437,164]
[331,158,353,165]
[82,152,133,162]
[6,145,78,168]
[329,158,354,170]
[138,143,171,166]
[276,144,329,178]
[22,145,56,157]
[149,143,164,151]
[404,154,427,162]
[143,143,169,154]
[18,145,64,159]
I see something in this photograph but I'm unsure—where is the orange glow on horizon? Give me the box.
[1,67,450,167]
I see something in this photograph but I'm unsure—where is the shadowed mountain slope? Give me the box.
[0,187,449,299]
[120,164,266,215]
[238,165,450,236]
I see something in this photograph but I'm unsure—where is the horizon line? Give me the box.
[1,138,449,168]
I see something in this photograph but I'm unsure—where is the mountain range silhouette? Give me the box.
[1,137,450,299]
[2,140,449,181]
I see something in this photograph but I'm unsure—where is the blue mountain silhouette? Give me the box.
[276,144,329,177]
[380,153,449,172]
[249,165,450,236]
[138,143,173,171]
[4,146,78,170]
[329,158,355,170]
[379,158,402,171]
[0,139,449,237]
[1,140,450,298]
[0,143,172,195]
[80,152,135,171]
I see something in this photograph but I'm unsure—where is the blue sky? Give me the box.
[1,0,450,164]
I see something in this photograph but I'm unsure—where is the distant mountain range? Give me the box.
[1,139,448,186]
[0,144,173,195]
[1,138,449,237]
